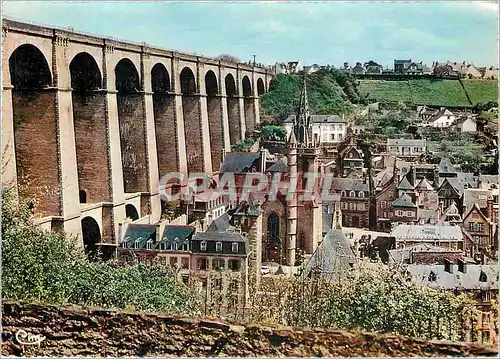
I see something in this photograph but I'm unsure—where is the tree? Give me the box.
[217,54,240,63]
[260,125,287,141]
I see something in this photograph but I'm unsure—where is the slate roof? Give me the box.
[397,176,414,190]
[266,157,288,172]
[392,193,416,208]
[391,224,463,241]
[389,243,462,264]
[407,264,498,290]
[331,178,369,192]
[414,178,434,192]
[438,158,457,174]
[283,115,345,124]
[374,169,393,189]
[387,138,426,147]
[463,188,491,212]
[231,200,261,217]
[122,224,157,248]
[479,174,498,186]
[418,209,438,224]
[159,225,194,249]
[220,152,261,173]
[206,213,233,233]
[302,229,356,283]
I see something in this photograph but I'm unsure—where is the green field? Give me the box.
[358,78,497,107]
[462,79,498,105]
[409,79,470,107]
[358,80,412,103]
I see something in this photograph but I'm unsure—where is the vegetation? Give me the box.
[260,71,356,122]
[216,54,241,63]
[231,138,256,152]
[244,263,478,341]
[260,125,287,141]
[358,78,497,107]
[462,80,498,105]
[1,189,199,314]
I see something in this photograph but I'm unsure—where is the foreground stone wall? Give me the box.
[2,302,498,357]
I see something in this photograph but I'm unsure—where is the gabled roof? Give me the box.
[206,213,232,232]
[438,157,457,174]
[192,231,247,243]
[437,177,462,197]
[387,138,426,147]
[392,193,416,208]
[301,229,356,283]
[463,202,491,224]
[331,178,369,192]
[418,209,438,224]
[220,152,261,173]
[283,114,345,124]
[463,189,491,213]
[414,178,434,192]
[391,224,463,241]
[266,157,288,172]
[397,176,414,190]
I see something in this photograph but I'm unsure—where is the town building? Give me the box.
[406,260,498,345]
[283,115,347,145]
[394,59,412,74]
[391,193,418,225]
[364,60,383,74]
[386,138,426,158]
[391,224,464,250]
[332,178,370,228]
[338,136,365,177]
[419,108,457,128]
[389,243,463,265]
[456,115,478,133]
[351,62,366,75]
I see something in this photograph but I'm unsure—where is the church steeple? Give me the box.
[294,75,311,146]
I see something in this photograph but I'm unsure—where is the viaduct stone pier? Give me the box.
[1,19,272,251]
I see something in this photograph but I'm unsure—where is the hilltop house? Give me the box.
[394,59,412,74]
[405,61,432,75]
[456,115,478,133]
[351,62,366,75]
[364,60,383,74]
[288,61,303,74]
[303,64,320,74]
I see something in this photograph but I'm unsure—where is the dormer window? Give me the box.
[134,239,141,249]
[341,190,346,197]
[350,190,356,197]
[358,191,364,198]
[183,240,189,251]
[146,239,153,250]
[200,241,207,251]
[479,271,488,282]
[172,240,179,251]
[216,242,222,252]
[232,242,239,253]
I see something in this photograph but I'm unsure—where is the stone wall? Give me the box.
[2,302,497,357]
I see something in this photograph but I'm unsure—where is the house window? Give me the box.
[197,258,208,270]
[181,275,189,284]
[349,203,356,210]
[469,222,474,231]
[181,257,189,269]
[349,152,353,159]
[228,259,240,271]
[357,203,364,211]
[330,134,335,141]
[182,241,189,251]
[169,257,177,266]
[268,212,280,240]
[381,201,387,208]
[338,134,343,141]
[382,212,387,218]
[232,242,239,253]
[406,211,414,217]
[216,242,222,252]
[134,239,141,249]
[478,223,484,232]
[341,202,347,210]
[200,241,207,251]
[213,258,225,270]
[350,190,356,197]
[341,190,346,197]
[396,210,403,216]
[172,240,179,251]
[473,223,479,232]
[146,239,153,250]
[358,191,364,198]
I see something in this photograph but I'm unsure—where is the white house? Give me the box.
[456,115,477,133]
[287,61,302,74]
[303,64,320,74]
[283,114,347,144]
[420,108,457,128]
[387,138,426,157]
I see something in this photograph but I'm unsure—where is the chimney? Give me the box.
[457,257,467,273]
[486,198,493,220]
[444,257,454,273]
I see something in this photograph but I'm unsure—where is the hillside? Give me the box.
[260,71,360,122]
[358,78,497,107]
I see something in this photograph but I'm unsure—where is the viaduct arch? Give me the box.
[2,18,273,251]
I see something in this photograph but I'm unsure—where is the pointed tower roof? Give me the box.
[415,177,434,192]
[293,74,311,146]
[392,193,417,208]
[287,129,297,147]
[397,176,414,190]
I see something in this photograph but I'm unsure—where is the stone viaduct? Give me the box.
[1,19,272,251]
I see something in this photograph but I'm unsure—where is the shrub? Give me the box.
[1,189,200,315]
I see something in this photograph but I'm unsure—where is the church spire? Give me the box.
[294,74,310,146]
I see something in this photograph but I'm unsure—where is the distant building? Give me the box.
[351,62,366,75]
[482,66,498,80]
[332,178,370,228]
[338,136,365,177]
[287,61,303,74]
[386,138,426,157]
[364,60,383,74]
[394,59,412,74]
[404,61,432,75]
[420,107,457,128]
[303,64,320,74]
[391,224,464,250]
[456,115,478,133]
[283,114,347,145]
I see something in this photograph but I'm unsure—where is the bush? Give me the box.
[1,189,200,314]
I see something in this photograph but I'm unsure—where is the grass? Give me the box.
[409,79,470,107]
[358,79,412,103]
[358,78,497,107]
[461,79,498,105]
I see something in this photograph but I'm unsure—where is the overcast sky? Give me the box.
[2,1,498,67]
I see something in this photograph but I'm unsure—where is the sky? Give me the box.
[2,1,499,68]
